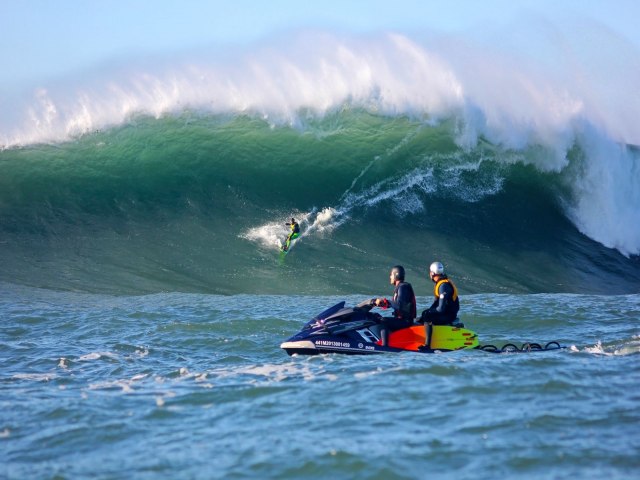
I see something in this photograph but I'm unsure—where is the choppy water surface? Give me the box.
[2,287,639,479]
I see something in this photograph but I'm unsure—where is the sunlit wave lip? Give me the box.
[3,23,639,150]
[1,31,464,149]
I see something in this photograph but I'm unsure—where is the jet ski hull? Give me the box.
[280,301,479,355]
[280,337,401,355]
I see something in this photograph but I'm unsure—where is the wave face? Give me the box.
[1,29,639,294]
[1,110,638,295]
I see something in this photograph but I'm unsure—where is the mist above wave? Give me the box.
[2,21,638,256]
[4,16,639,148]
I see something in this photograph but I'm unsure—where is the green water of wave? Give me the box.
[0,112,638,294]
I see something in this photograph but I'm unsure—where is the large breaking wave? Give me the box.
[0,22,639,294]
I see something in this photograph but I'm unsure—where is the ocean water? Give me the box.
[2,287,639,479]
[1,28,640,479]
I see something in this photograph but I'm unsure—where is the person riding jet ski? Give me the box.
[418,261,460,349]
[373,265,417,346]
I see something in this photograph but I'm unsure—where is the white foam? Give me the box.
[88,373,149,392]
[243,222,287,250]
[205,361,320,383]
[582,341,608,355]
[243,157,511,251]
[12,373,56,381]
[243,209,333,250]
[564,128,640,256]
[79,351,118,361]
[135,347,149,358]
[577,340,640,356]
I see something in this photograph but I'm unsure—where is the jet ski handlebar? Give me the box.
[355,298,376,311]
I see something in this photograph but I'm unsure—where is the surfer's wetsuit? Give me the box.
[378,281,417,342]
[287,221,300,237]
[420,276,459,325]
[283,220,300,251]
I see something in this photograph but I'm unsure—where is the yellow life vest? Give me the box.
[434,278,458,301]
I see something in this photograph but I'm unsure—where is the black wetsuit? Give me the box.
[420,276,459,325]
[380,281,417,333]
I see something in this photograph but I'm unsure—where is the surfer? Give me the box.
[373,265,417,347]
[418,261,460,349]
[282,218,300,252]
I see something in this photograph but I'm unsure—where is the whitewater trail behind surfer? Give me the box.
[241,129,434,254]
[242,207,341,254]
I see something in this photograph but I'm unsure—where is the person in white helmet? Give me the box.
[420,261,460,325]
[418,261,460,350]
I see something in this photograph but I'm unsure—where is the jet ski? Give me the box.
[280,300,479,355]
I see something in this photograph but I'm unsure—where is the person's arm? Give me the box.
[432,283,452,313]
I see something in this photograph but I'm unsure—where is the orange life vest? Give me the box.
[434,277,458,301]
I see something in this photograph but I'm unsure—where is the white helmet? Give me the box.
[429,261,444,275]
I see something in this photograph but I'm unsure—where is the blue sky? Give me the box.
[1,0,639,90]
